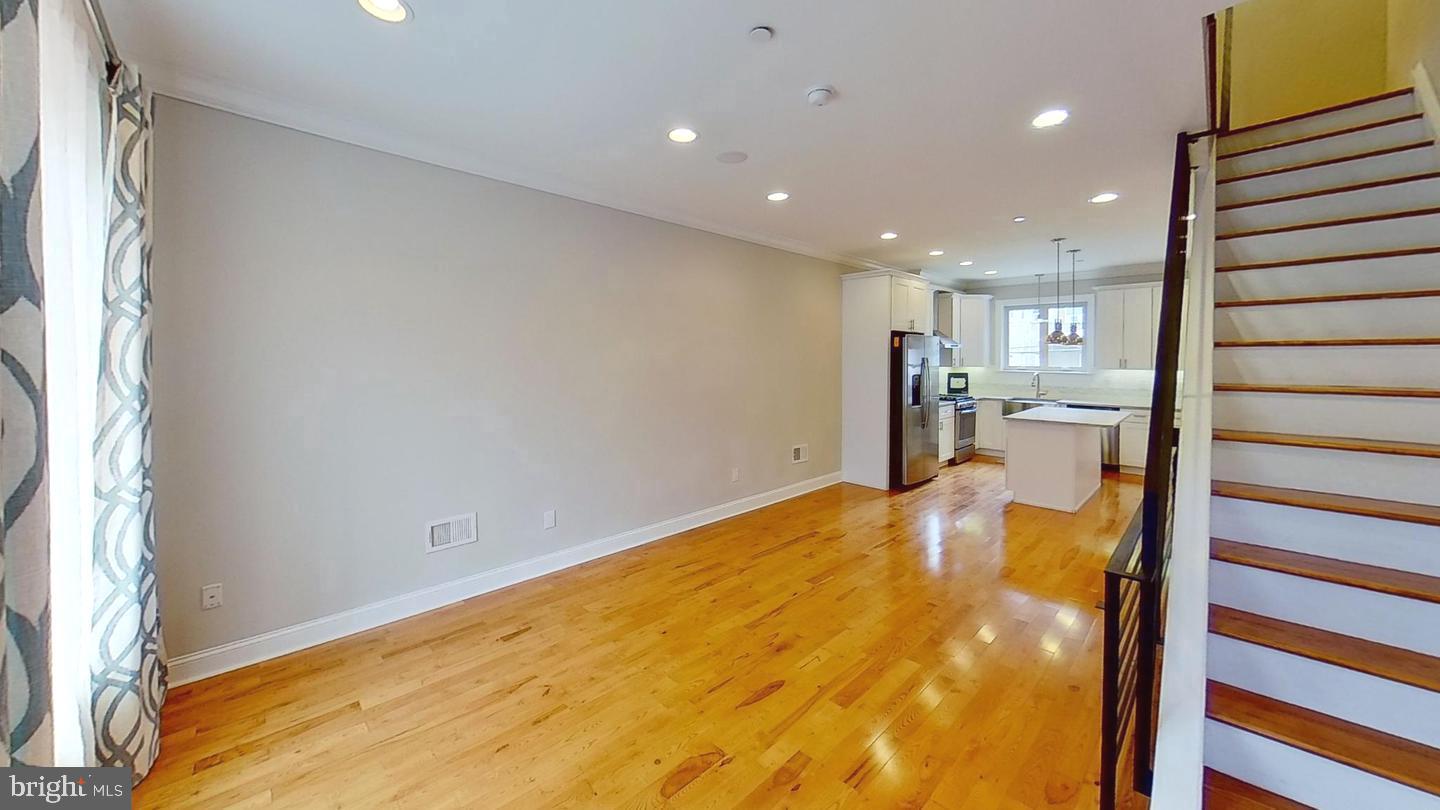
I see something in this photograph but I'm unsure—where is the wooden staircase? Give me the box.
[1203,87,1440,809]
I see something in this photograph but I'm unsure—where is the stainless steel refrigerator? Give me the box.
[889,332,940,488]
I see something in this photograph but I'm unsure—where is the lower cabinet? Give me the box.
[939,412,955,462]
[1119,411,1150,469]
[977,399,1005,453]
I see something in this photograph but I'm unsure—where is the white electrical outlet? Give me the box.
[543,509,557,530]
[791,444,810,464]
[201,583,223,610]
[730,467,741,483]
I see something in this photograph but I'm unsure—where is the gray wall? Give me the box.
[152,97,843,657]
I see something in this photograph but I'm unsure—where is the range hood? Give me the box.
[933,292,960,348]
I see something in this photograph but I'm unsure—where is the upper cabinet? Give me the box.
[1094,284,1160,370]
[891,276,932,333]
[935,292,993,367]
[958,295,992,367]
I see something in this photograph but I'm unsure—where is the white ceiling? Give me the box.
[104,0,1220,282]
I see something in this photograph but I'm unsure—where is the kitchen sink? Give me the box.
[1002,397,1063,416]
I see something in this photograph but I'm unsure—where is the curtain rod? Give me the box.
[82,0,124,80]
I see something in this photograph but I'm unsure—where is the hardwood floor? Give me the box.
[137,462,1143,809]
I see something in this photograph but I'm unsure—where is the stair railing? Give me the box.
[1100,128,1197,810]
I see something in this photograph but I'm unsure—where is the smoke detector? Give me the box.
[749,26,774,42]
[807,86,836,107]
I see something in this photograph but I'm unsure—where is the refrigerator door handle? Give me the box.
[919,356,929,428]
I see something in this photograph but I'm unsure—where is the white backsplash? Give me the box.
[947,366,1163,409]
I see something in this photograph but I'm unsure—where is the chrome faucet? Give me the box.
[1031,372,1046,398]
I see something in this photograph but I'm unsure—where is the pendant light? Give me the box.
[1067,248,1083,345]
[1046,237,1067,344]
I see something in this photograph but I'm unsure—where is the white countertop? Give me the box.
[1003,405,1130,428]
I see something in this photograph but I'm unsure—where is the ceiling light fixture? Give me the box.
[1013,216,1027,223]
[767,191,790,202]
[1066,248,1084,345]
[984,270,998,275]
[667,127,698,144]
[959,260,974,266]
[358,0,409,22]
[880,232,899,240]
[929,250,945,256]
[1047,238,1067,344]
[1088,192,1120,204]
[1031,109,1069,129]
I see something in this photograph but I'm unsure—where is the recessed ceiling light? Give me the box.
[767,191,790,202]
[880,232,899,240]
[1012,216,1027,223]
[959,260,974,266]
[929,250,945,256]
[1031,109,1069,129]
[358,0,408,22]
[984,270,999,275]
[1088,192,1120,204]
[668,127,698,144]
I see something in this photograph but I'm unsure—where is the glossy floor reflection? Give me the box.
[137,461,1144,809]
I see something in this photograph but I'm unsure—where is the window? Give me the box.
[1002,301,1089,371]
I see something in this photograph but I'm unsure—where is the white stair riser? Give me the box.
[1215,297,1440,342]
[1217,212,1440,265]
[1204,720,1440,809]
[1208,634,1440,747]
[1212,495,1440,576]
[1215,391,1440,444]
[1217,147,1436,207]
[1217,175,1440,233]
[1214,345,1440,388]
[1210,561,1440,655]
[1219,93,1420,153]
[1215,253,1440,300]
[1218,118,1430,179]
[1213,441,1440,506]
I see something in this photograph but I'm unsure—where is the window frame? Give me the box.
[998,294,1095,373]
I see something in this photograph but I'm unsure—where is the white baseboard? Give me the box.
[168,471,843,686]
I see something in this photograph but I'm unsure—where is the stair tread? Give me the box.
[1212,480,1440,527]
[1206,681,1440,797]
[1213,429,1440,459]
[1216,171,1440,212]
[1214,337,1440,347]
[1221,88,1415,139]
[1216,245,1440,273]
[1210,605,1440,693]
[1214,288,1440,307]
[1203,767,1313,809]
[1216,205,1440,241]
[1219,113,1425,161]
[1214,383,1440,399]
[1211,538,1440,604]
[1217,141,1435,186]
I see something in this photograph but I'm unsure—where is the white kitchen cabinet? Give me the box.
[939,409,955,463]
[1095,283,1160,370]
[977,399,1005,452]
[958,295,992,367]
[890,276,931,333]
[1119,410,1150,469]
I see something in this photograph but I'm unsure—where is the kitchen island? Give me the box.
[1003,406,1130,512]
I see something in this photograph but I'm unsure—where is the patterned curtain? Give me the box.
[1,0,55,767]
[91,65,165,778]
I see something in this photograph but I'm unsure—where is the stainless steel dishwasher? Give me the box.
[1063,403,1122,470]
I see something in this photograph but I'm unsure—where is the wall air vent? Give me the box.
[425,512,477,554]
